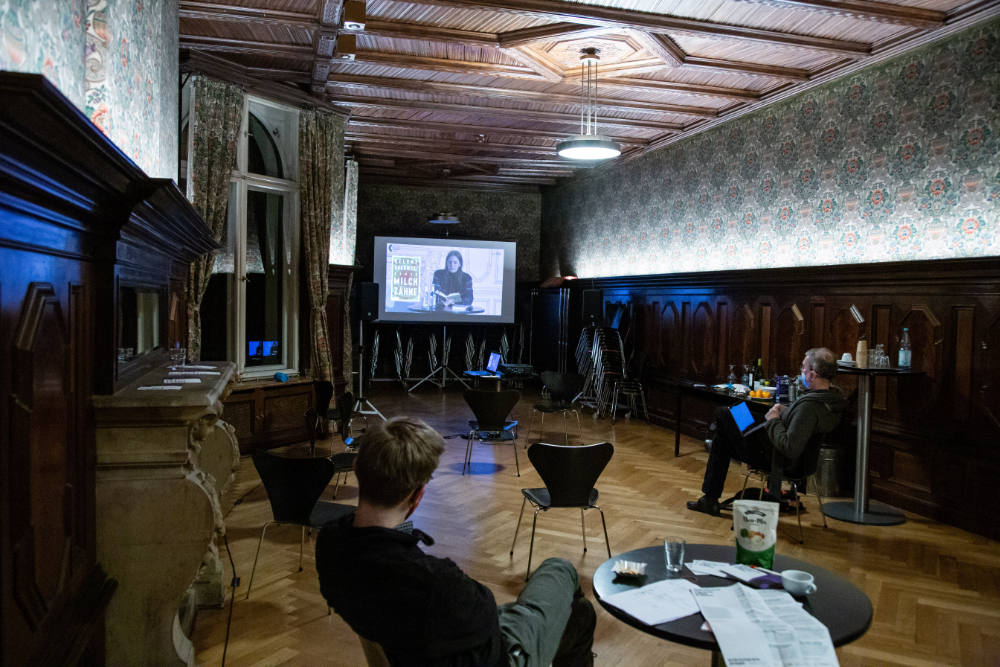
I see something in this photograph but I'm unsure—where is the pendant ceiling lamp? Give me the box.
[428,169,462,230]
[557,48,621,161]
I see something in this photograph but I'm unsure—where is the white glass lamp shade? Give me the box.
[556,135,621,160]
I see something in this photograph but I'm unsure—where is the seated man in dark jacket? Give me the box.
[316,417,595,666]
[687,347,846,516]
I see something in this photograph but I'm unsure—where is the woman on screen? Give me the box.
[432,250,473,309]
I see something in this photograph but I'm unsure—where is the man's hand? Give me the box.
[765,403,787,421]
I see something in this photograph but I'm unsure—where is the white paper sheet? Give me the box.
[168,370,221,375]
[138,385,182,391]
[602,578,701,626]
[692,584,839,667]
[163,378,201,384]
[687,560,731,577]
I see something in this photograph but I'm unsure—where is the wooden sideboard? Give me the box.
[532,258,1000,540]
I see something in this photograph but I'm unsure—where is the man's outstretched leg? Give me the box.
[498,557,595,666]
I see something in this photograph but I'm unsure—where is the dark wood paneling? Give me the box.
[540,257,1000,540]
[0,73,212,664]
[223,380,314,454]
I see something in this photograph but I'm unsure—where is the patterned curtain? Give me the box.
[343,273,354,385]
[185,76,243,362]
[331,158,359,265]
[299,110,343,380]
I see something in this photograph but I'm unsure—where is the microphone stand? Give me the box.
[354,318,385,421]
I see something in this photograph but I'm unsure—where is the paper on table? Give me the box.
[170,364,215,370]
[602,578,700,626]
[138,385,182,391]
[693,584,839,667]
[163,378,201,384]
[687,560,731,577]
[168,370,221,375]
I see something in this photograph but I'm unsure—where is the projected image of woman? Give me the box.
[432,250,473,309]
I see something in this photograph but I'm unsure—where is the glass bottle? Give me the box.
[898,327,911,369]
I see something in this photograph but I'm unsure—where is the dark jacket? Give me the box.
[316,513,505,666]
[432,269,474,306]
[766,386,847,463]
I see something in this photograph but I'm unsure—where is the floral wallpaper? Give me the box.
[2,0,177,179]
[542,19,1000,278]
[356,184,542,281]
[1,0,85,107]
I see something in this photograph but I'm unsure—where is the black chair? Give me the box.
[246,451,354,598]
[463,389,521,476]
[510,441,614,579]
[528,371,585,445]
[738,432,828,543]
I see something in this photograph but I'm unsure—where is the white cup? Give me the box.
[781,569,817,596]
[841,352,853,362]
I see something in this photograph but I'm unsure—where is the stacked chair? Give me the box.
[576,326,649,423]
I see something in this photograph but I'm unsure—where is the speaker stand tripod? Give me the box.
[354,319,385,421]
[408,324,471,392]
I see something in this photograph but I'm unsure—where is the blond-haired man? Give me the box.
[317,417,595,666]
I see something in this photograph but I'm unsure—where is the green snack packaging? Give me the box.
[733,499,780,568]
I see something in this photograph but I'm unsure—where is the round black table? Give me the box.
[829,365,921,525]
[593,544,872,660]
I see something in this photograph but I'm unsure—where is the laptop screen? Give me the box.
[486,351,502,372]
[729,402,756,432]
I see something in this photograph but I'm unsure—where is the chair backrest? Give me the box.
[251,451,336,525]
[784,431,827,480]
[338,391,355,440]
[463,389,520,431]
[315,381,334,419]
[527,442,614,507]
[540,371,585,405]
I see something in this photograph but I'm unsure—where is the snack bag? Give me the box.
[733,499,779,568]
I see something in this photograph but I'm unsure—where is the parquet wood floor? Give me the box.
[193,384,1000,666]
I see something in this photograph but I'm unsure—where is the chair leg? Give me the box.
[811,475,828,529]
[526,509,539,581]
[527,409,538,443]
[512,438,520,477]
[597,506,611,558]
[580,508,587,553]
[794,485,804,544]
[245,521,273,599]
[463,434,473,475]
[510,497,527,555]
[332,470,342,498]
[574,409,583,443]
[299,525,306,572]
[562,411,569,445]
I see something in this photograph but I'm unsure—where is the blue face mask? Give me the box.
[800,369,811,389]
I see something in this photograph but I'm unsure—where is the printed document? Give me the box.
[602,578,700,626]
[692,584,838,667]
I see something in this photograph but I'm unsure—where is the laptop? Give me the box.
[729,401,770,437]
[466,351,502,377]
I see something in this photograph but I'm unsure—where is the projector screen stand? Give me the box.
[409,324,471,392]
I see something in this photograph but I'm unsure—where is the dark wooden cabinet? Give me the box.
[224,379,315,454]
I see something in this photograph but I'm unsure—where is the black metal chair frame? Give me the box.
[246,451,354,598]
[738,434,828,543]
[463,389,521,476]
[528,371,584,445]
[510,441,614,579]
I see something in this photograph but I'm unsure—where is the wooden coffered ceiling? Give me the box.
[179,0,999,190]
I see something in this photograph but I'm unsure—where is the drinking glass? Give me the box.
[170,346,186,366]
[727,364,737,389]
[664,536,686,576]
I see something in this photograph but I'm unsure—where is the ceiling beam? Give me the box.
[600,76,760,101]
[346,133,568,158]
[328,74,720,117]
[360,173,543,191]
[498,46,564,82]
[346,115,650,145]
[346,51,544,79]
[330,94,685,130]
[179,34,313,56]
[400,0,873,56]
[311,0,342,93]
[179,1,317,29]
[728,0,944,28]
[354,144,587,168]
[497,23,613,47]
[350,19,499,45]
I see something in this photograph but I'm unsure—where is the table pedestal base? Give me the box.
[823,500,905,525]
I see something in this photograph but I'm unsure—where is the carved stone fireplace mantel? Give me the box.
[94,362,237,666]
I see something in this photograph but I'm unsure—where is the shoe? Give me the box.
[686,496,720,516]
